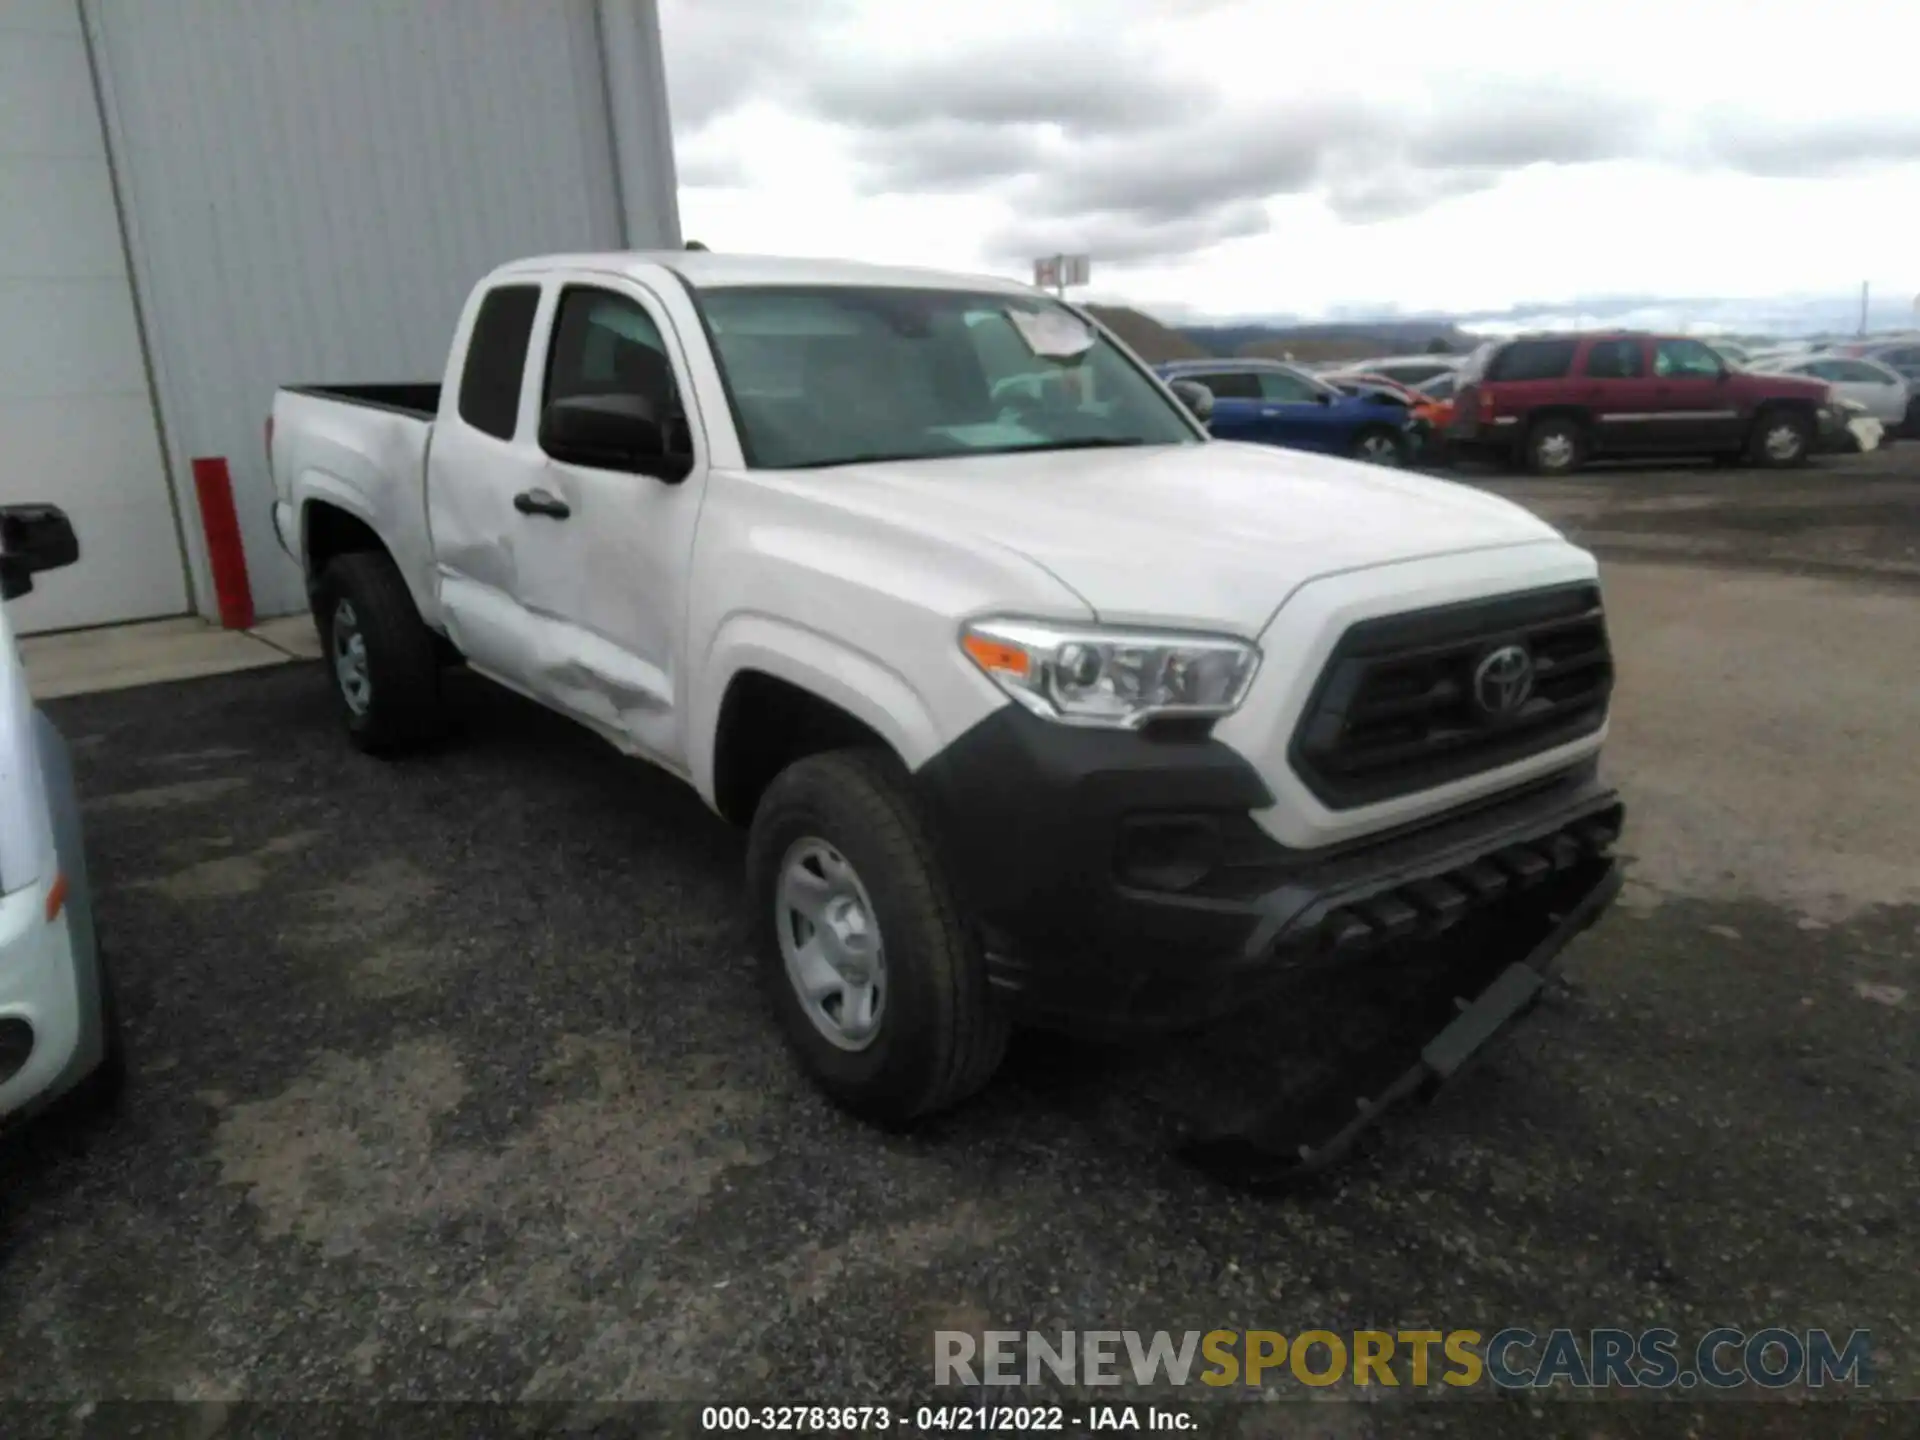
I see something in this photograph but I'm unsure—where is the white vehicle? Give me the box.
[1751,354,1910,431]
[269,253,1625,1162]
[1,505,123,1128]
[1344,354,1465,389]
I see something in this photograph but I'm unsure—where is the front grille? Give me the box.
[1290,584,1613,809]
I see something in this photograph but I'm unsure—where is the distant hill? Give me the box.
[1180,319,1481,362]
[1081,305,1488,364]
[1082,304,1212,363]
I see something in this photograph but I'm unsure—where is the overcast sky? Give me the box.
[658,0,1920,329]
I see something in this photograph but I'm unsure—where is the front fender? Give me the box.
[689,613,976,809]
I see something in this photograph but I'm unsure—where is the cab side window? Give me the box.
[543,286,692,460]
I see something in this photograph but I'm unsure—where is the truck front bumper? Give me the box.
[914,705,1624,1038]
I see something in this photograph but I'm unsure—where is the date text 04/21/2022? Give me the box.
[700,1406,1190,1431]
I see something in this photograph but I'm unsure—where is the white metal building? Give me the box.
[1,0,680,634]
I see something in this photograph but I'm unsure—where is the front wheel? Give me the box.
[1751,409,1812,468]
[746,748,1008,1124]
[1351,427,1406,466]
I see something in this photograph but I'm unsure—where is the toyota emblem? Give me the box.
[1472,644,1534,717]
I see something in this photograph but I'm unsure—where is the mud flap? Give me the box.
[1179,859,1623,1189]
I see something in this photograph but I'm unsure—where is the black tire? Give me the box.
[1524,417,1586,476]
[1748,407,1812,469]
[1902,395,1920,440]
[746,748,1008,1124]
[60,951,126,1121]
[316,550,446,753]
[1350,426,1406,467]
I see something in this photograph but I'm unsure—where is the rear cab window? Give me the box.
[457,285,541,439]
[1486,339,1577,383]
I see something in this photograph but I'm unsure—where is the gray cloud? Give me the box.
[676,146,751,190]
[986,199,1272,268]
[661,1,1920,270]
[804,35,1206,135]
[1403,85,1652,170]
[1694,110,1920,177]
[658,0,859,130]
[1028,103,1369,222]
[802,57,1669,262]
[847,122,1050,194]
[1322,165,1501,223]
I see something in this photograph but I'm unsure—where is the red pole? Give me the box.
[189,456,255,630]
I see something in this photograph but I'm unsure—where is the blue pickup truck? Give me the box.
[1156,358,1415,465]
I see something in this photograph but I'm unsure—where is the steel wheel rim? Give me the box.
[776,837,886,1051]
[1764,423,1803,461]
[332,599,372,717]
[1537,432,1576,470]
[1360,434,1401,465]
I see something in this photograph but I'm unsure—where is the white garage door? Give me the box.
[85,0,633,620]
[0,0,188,634]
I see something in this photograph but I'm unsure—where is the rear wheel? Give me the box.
[747,748,1008,1124]
[1525,417,1586,476]
[1351,427,1405,467]
[1751,408,1812,468]
[316,551,446,753]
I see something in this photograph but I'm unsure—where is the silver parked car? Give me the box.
[0,505,124,1131]
[1751,354,1911,431]
[1343,354,1464,388]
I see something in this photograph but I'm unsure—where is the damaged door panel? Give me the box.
[479,280,707,764]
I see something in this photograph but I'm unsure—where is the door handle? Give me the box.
[513,488,571,520]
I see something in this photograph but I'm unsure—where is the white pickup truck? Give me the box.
[270,252,1624,1161]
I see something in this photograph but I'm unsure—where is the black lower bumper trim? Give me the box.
[1180,857,1623,1188]
[916,700,1623,1036]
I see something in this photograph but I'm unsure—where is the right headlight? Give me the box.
[960,618,1260,729]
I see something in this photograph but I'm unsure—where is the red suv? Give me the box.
[1450,332,1843,474]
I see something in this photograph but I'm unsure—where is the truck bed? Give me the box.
[282,383,441,420]
[270,382,442,630]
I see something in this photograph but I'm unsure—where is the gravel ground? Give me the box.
[2,449,1916,1435]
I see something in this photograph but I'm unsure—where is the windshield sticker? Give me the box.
[1006,308,1096,360]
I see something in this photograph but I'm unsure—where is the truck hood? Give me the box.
[776,440,1568,634]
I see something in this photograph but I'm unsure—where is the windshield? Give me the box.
[693,285,1201,469]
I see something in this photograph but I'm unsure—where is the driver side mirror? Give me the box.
[539,394,692,482]
[1169,379,1214,425]
[0,504,79,601]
